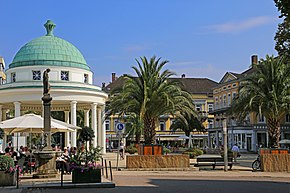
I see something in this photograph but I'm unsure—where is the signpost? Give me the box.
[116,123,125,171]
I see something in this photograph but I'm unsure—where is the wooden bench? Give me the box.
[194,157,233,170]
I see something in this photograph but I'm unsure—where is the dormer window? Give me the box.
[33,70,41,80]
[11,73,16,82]
[61,71,69,81]
[84,74,88,83]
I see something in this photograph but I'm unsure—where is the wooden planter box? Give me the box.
[72,168,101,183]
[127,155,190,168]
[138,144,163,155]
[0,171,16,186]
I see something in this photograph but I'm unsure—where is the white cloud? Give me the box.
[205,16,276,33]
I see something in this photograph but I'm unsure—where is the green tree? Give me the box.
[230,55,290,147]
[124,113,143,144]
[274,0,290,58]
[170,111,205,143]
[274,0,290,19]
[108,56,194,144]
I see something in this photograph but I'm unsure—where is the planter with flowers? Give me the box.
[70,126,102,183]
[0,155,16,186]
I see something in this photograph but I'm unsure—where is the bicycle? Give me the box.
[252,155,261,171]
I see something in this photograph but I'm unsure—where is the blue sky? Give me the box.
[0,0,280,86]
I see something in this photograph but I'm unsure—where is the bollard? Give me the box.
[105,160,108,179]
[60,161,64,187]
[101,158,104,176]
[109,161,113,181]
[16,165,19,189]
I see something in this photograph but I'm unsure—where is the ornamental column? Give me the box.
[14,101,21,117]
[84,109,90,127]
[98,105,106,154]
[91,103,97,147]
[13,102,21,149]
[70,101,77,147]
[64,111,70,147]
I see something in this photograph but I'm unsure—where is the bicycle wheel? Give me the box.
[252,160,260,171]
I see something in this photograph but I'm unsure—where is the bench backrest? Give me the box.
[197,157,232,163]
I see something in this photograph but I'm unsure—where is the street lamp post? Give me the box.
[222,118,228,172]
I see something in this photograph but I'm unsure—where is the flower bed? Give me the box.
[0,155,16,186]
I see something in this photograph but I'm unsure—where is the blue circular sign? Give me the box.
[116,123,124,131]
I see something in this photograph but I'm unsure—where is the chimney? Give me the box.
[112,73,116,82]
[102,82,106,89]
[181,74,186,78]
[251,55,258,65]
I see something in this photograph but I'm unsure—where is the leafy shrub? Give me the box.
[183,148,204,158]
[125,144,138,154]
[0,155,15,174]
[163,146,171,154]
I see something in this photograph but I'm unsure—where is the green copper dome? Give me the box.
[9,20,90,70]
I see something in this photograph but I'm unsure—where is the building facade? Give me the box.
[104,73,218,148]
[209,55,290,152]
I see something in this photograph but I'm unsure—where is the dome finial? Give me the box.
[44,20,56,36]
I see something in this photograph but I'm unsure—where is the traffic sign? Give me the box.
[116,123,124,132]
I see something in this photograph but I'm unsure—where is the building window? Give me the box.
[227,93,231,106]
[61,71,69,81]
[84,74,88,83]
[208,119,214,129]
[233,83,237,87]
[114,120,118,131]
[11,73,16,82]
[208,104,213,112]
[215,97,218,106]
[105,120,110,131]
[33,70,41,80]
[258,114,265,123]
[223,94,226,107]
[286,114,290,123]
[195,104,202,112]
[220,96,222,107]
[160,121,166,131]
[232,92,236,100]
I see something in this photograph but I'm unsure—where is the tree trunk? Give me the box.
[267,118,280,148]
[143,116,156,145]
[135,134,141,144]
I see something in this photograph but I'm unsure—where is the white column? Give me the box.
[13,102,21,149]
[84,110,90,127]
[0,105,2,122]
[91,103,97,147]
[14,102,21,117]
[70,101,77,147]
[64,111,70,147]
[2,109,7,121]
[98,105,106,154]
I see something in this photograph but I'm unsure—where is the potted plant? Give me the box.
[125,144,138,155]
[0,155,16,186]
[70,126,103,183]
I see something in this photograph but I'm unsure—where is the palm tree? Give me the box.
[230,55,290,147]
[123,113,143,144]
[108,56,194,144]
[170,111,205,144]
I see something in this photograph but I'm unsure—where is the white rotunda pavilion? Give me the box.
[0,20,108,153]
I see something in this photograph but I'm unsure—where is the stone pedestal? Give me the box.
[33,150,57,178]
